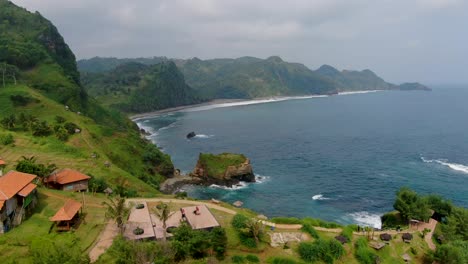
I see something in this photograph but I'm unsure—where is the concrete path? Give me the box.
[89,220,119,263]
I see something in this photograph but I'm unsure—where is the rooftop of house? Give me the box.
[50,199,82,222]
[46,169,91,185]
[0,171,37,201]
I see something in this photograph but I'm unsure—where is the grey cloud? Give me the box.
[12,0,468,84]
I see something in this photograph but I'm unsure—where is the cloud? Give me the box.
[11,0,468,84]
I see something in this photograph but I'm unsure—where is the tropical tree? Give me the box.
[153,203,174,241]
[244,219,265,244]
[1,114,16,130]
[102,195,130,234]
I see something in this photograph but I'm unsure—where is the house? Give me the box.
[45,169,90,192]
[0,171,38,234]
[50,199,82,231]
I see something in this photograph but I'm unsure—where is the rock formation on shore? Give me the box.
[190,153,255,187]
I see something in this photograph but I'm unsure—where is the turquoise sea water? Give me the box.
[137,88,468,228]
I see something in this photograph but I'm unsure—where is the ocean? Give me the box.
[136,87,468,228]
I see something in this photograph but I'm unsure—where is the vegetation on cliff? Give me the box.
[78,56,430,103]
[81,61,203,113]
[0,0,173,194]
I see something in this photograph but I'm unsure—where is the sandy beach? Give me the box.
[130,90,382,121]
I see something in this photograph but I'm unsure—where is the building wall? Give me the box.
[62,180,89,192]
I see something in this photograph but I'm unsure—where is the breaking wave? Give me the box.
[312,194,331,200]
[421,157,468,174]
[348,211,382,229]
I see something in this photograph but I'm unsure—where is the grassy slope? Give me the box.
[0,84,160,195]
[0,189,109,263]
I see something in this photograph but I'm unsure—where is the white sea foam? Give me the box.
[193,134,214,139]
[184,95,328,113]
[312,194,331,200]
[349,211,382,229]
[421,157,468,174]
[208,174,270,191]
[337,90,381,96]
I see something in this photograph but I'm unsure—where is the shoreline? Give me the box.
[130,90,383,121]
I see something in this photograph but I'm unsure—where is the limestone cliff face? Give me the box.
[191,153,255,187]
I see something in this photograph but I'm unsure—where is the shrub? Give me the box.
[354,237,378,264]
[64,122,80,134]
[340,226,354,242]
[267,257,300,264]
[302,222,320,239]
[10,94,38,106]
[232,214,249,229]
[270,217,302,224]
[231,255,246,263]
[246,254,260,263]
[0,133,14,145]
[298,239,344,263]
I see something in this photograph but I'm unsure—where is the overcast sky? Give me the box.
[12,0,468,84]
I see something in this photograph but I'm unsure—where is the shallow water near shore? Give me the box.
[137,88,468,228]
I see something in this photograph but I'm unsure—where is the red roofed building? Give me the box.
[0,171,38,234]
[45,169,90,192]
[50,199,82,231]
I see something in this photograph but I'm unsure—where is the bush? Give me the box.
[267,257,300,264]
[231,255,246,263]
[10,94,38,106]
[246,254,260,263]
[302,222,320,239]
[270,217,302,224]
[232,214,249,229]
[381,211,404,228]
[340,226,354,242]
[0,133,14,145]
[298,239,344,263]
[354,237,378,264]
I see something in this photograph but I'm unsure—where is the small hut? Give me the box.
[334,235,349,244]
[402,233,413,243]
[50,200,82,231]
[402,253,412,262]
[380,233,392,241]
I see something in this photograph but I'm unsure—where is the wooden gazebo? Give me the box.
[50,200,82,231]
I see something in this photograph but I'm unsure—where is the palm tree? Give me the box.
[102,195,130,234]
[153,203,174,241]
[245,218,265,244]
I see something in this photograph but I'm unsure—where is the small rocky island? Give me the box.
[159,152,255,193]
[191,153,255,187]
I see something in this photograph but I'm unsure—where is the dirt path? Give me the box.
[411,218,437,250]
[89,220,119,263]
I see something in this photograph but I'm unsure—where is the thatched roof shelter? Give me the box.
[380,233,392,241]
[402,233,413,242]
[334,235,349,244]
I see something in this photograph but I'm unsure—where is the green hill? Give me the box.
[0,0,172,194]
[78,56,430,102]
[81,61,203,113]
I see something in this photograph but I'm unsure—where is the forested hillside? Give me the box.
[0,0,173,194]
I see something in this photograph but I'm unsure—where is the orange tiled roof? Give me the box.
[50,199,82,222]
[46,169,90,185]
[0,171,37,201]
[18,183,37,197]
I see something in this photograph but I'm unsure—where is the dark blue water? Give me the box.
[137,88,468,228]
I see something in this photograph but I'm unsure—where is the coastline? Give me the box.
[130,90,383,121]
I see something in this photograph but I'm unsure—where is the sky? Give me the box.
[12,0,468,84]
